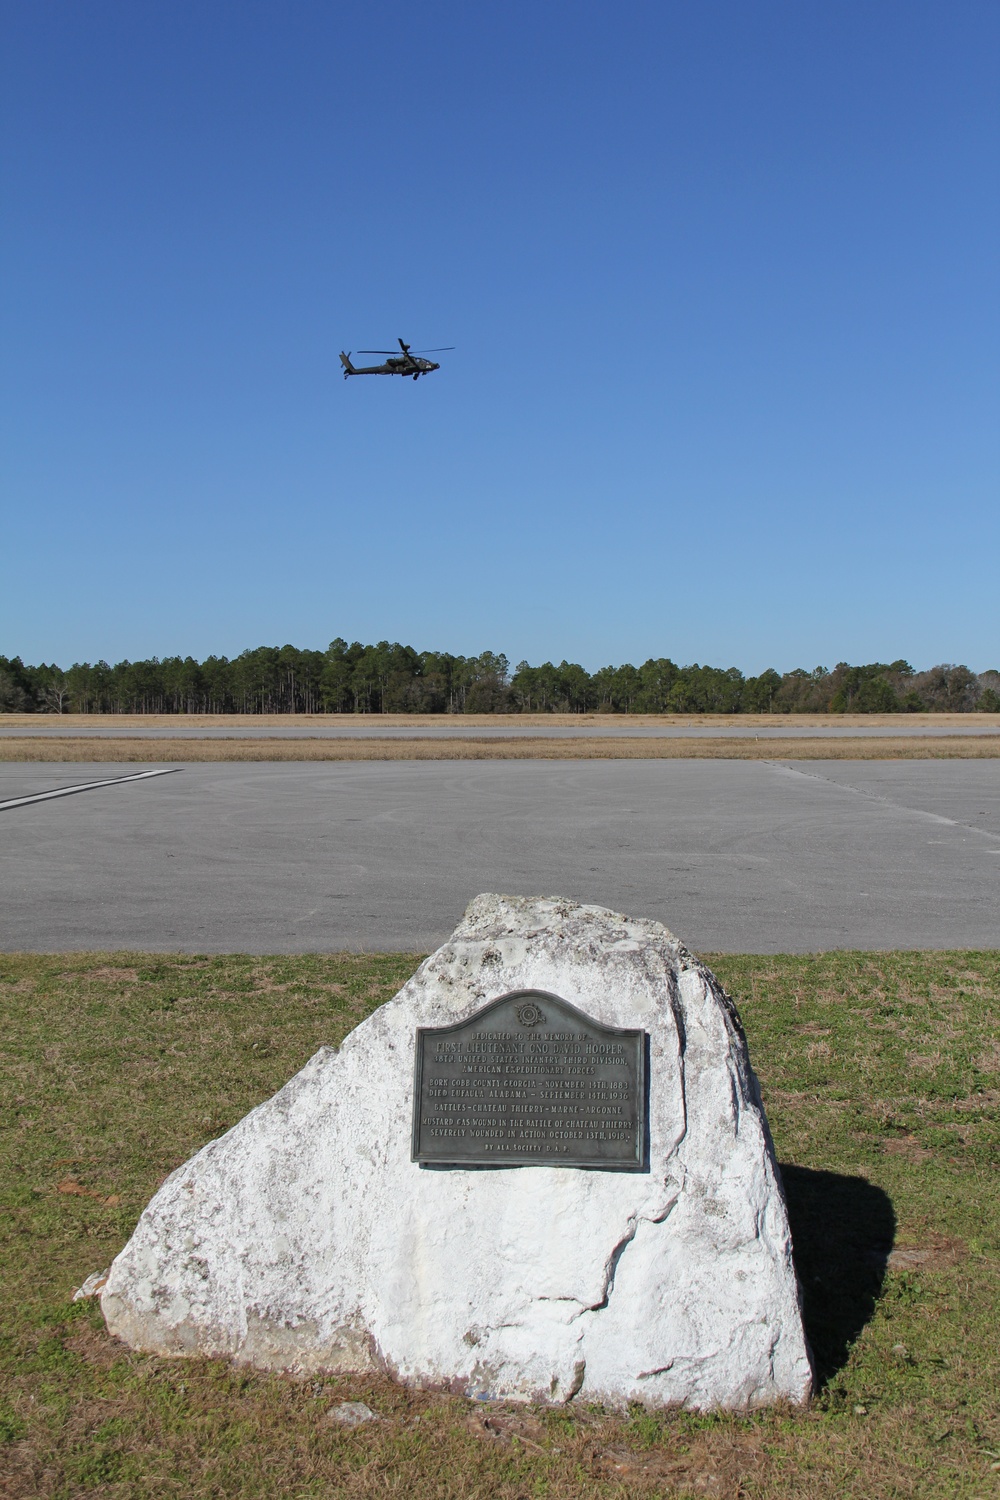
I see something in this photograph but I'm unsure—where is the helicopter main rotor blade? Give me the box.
[356,347,454,354]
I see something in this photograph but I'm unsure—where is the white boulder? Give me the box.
[101,894,813,1409]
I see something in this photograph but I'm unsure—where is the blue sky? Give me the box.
[2,0,997,674]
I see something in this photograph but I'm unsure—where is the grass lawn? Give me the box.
[1,950,998,1498]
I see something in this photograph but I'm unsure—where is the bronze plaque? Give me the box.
[412,989,646,1169]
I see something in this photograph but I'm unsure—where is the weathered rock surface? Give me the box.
[101,895,813,1409]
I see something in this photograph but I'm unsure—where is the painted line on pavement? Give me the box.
[764,761,1000,843]
[0,768,180,812]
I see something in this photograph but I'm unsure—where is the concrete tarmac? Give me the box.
[1,761,996,954]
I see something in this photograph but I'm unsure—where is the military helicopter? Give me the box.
[339,338,453,380]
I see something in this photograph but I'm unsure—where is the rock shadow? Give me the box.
[779,1163,896,1389]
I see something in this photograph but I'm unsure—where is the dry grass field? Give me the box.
[3,734,1000,763]
[1,950,998,1498]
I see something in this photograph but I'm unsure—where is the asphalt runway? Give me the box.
[1,761,997,954]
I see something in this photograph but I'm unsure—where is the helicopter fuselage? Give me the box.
[340,354,439,379]
[340,340,446,380]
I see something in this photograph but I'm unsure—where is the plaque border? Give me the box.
[411,988,648,1171]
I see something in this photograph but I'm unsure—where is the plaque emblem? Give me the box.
[515,1000,545,1027]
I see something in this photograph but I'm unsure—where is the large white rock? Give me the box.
[101,895,813,1409]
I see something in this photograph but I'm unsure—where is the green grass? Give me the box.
[1,950,998,1499]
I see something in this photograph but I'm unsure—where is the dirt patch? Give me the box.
[887,1236,966,1272]
[954,1087,1000,1113]
[55,1175,120,1205]
[466,1410,552,1452]
[905,1051,944,1072]
[882,1135,934,1162]
[0,976,37,993]
[63,1321,127,1372]
[593,1448,728,1490]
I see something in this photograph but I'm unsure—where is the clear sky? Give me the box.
[2,0,997,674]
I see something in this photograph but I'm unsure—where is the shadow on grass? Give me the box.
[780,1164,896,1389]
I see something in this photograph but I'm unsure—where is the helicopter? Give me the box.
[339,338,453,380]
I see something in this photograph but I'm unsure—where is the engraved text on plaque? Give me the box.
[412,989,646,1169]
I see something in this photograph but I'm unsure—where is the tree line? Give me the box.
[1,643,998,716]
